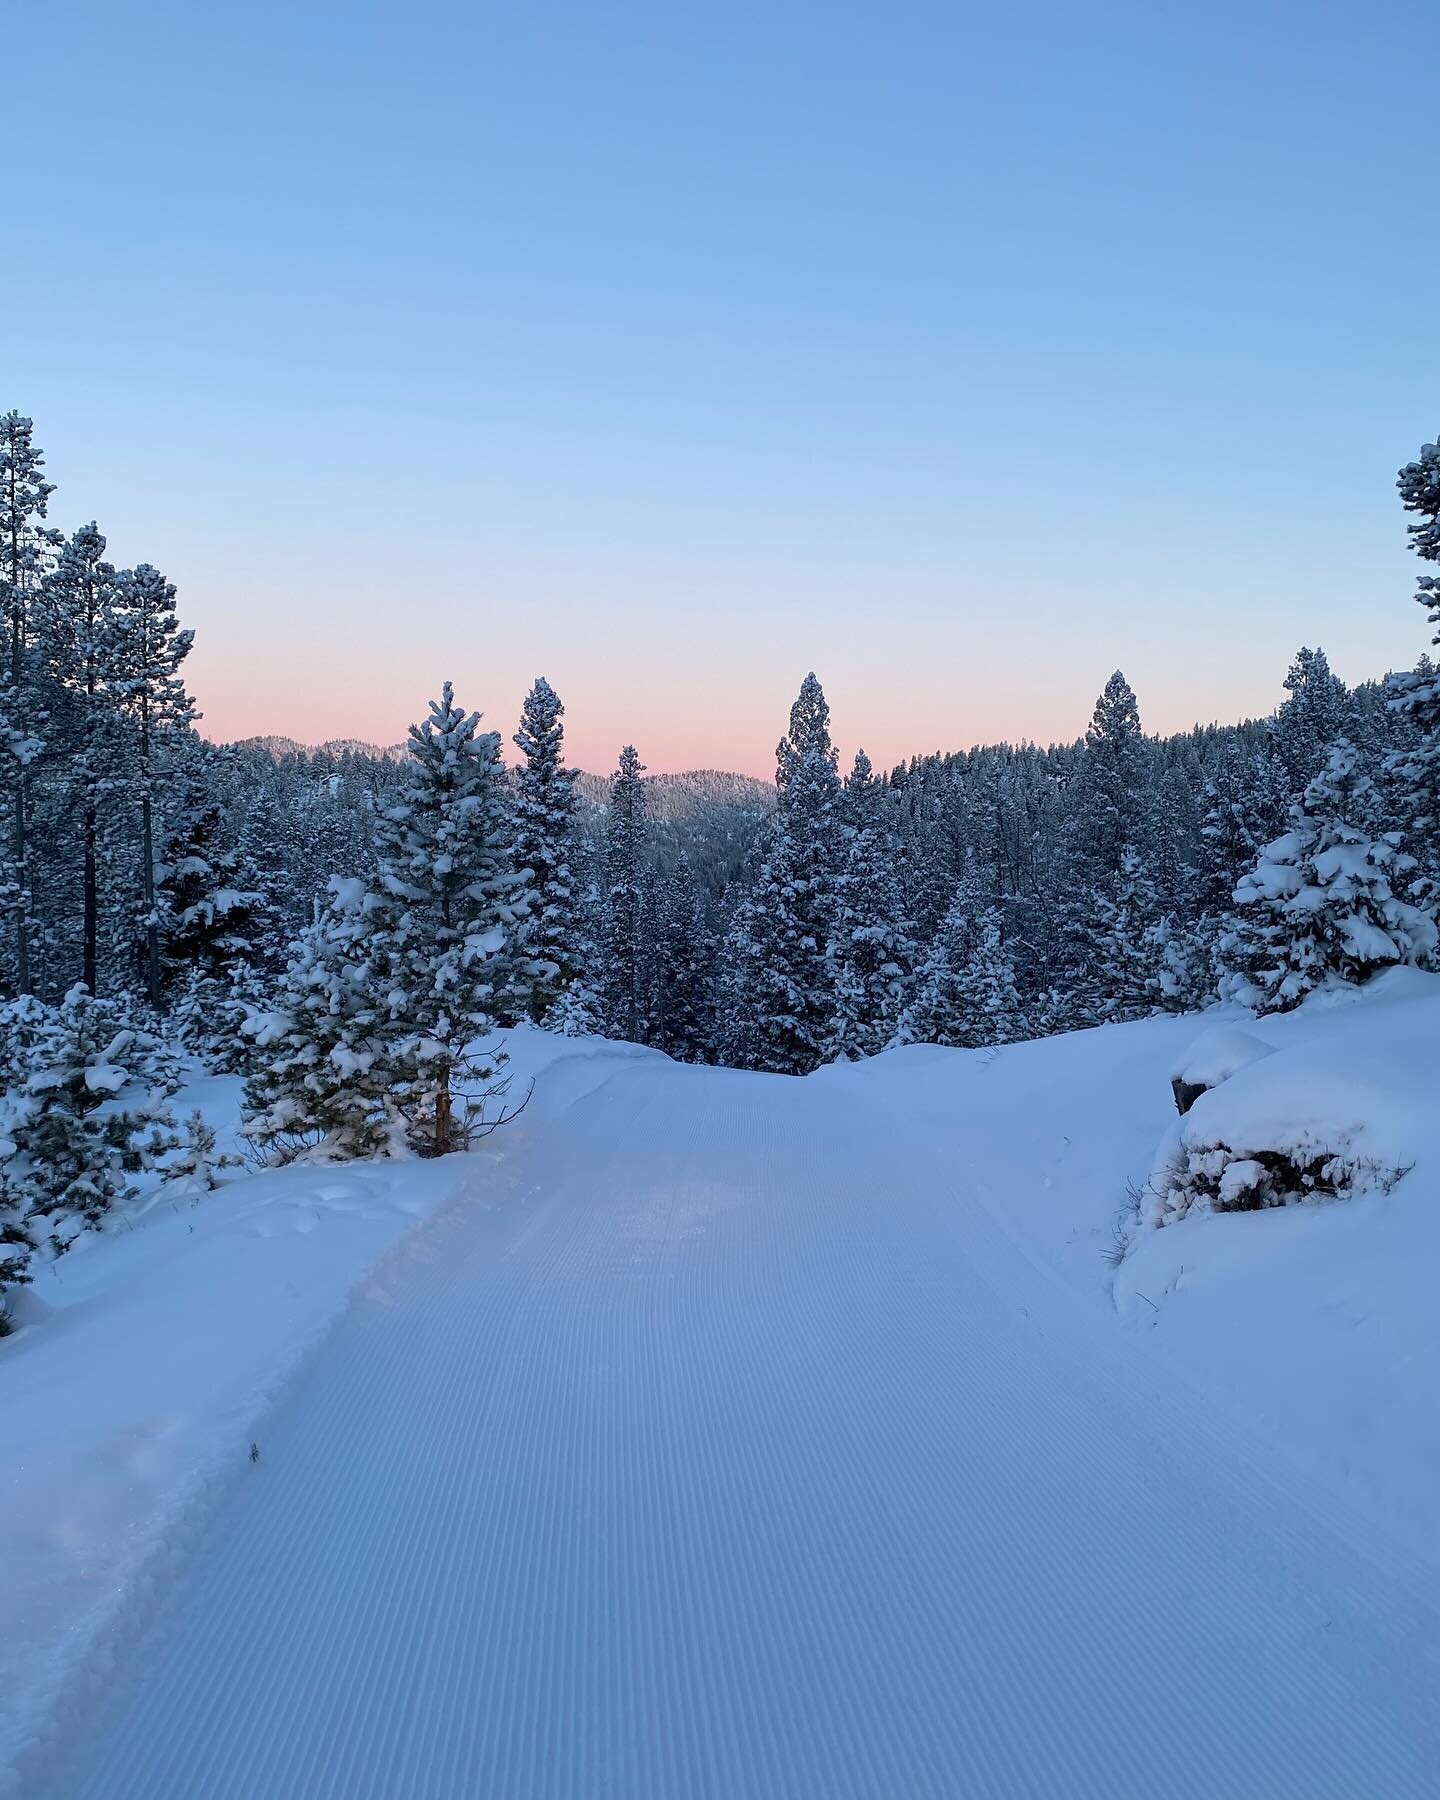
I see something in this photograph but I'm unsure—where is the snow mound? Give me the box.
[1144,999,1423,1228]
[1169,1023,1275,1099]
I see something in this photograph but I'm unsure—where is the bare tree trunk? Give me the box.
[434,1078,452,1156]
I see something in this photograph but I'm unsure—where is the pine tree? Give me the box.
[0,1164,35,1304]
[368,683,527,1155]
[602,745,649,1041]
[166,1108,236,1195]
[155,755,273,1066]
[655,853,713,1061]
[733,676,844,1073]
[242,878,395,1163]
[1087,847,1211,1019]
[1387,436,1440,896]
[894,900,1027,1049]
[829,750,917,1058]
[1275,646,1350,791]
[238,786,306,957]
[776,670,833,791]
[109,563,195,1008]
[1218,739,1438,1013]
[1198,738,1287,913]
[42,522,122,995]
[511,676,582,1023]
[1071,670,1150,884]
[0,413,60,995]
[0,986,177,1254]
[0,995,51,1296]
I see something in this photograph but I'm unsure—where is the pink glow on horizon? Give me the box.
[192,639,1300,783]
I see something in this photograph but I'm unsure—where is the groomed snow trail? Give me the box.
[45,1057,1440,1798]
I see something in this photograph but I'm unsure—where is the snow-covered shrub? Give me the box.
[1142,1035,1410,1229]
[164,1109,239,1195]
[1147,1135,1406,1225]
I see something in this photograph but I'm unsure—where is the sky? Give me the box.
[8,2,1438,778]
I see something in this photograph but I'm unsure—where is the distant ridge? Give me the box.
[230,734,409,763]
[230,738,775,819]
[570,768,774,819]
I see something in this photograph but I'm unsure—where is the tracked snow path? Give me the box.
[43,1057,1440,1798]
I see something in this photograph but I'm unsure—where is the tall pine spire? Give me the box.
[511,676,581,1024]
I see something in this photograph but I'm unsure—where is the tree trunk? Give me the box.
[434,1078,452,1156]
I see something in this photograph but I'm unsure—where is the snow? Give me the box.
[1169,1021,1274,1090]
[7,996,1440,1795]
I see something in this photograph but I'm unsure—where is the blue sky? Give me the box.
[9,1,1437,773]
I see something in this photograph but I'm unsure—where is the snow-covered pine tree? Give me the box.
[0,985,177,1255]
[0,995,51,1298]
[511,676,583,1024]
[1386,436,1440,899]
[41,522,120,995]
[242,878,394,1163]
[1274,646,1351,792]
[545,830,605,1035]
[1197,737,1289,914]
[716,879,765,1069]
[1086,847,1212,1020]
[776,670,832,792]
[0,1164,34,1307]
[158,758,269,990]
[0,413,61,996]
[893,896,1027,1050]
[602,744,649,1041]
[1070,670,1150,885]
[153,748,274,1071]
[1053,671,1155,1021]
[732,675,844,1074]
[1218,738,1438,1013]
[108,563,195,1008]
[637,867,665,1043]
[238,786,307,958]
[655,852,713,1062]
[367,683,527,1155]
[829,749,917,1059]
[165,1108,237,1195]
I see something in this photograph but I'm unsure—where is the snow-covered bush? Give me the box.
[1146,1133,1406,1226]
[164,1109,240,1195]
[1141,1027,1411,1229]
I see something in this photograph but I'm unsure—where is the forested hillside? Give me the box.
[2,410,1438,1306]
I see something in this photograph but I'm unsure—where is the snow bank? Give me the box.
[826,971,1440,1560]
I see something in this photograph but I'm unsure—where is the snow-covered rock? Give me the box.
[1168,1022,1275,1113]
